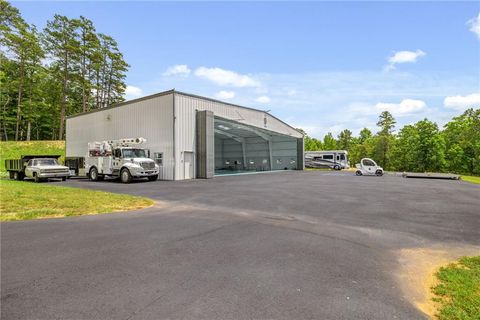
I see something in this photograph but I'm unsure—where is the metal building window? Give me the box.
[154,152,163,166]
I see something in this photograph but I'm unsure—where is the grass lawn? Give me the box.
[0,180,154,221]
[432,256,480,320]
[0,141,65,175]
[461,175,480,185]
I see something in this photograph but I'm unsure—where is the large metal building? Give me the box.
[66,89,304,180]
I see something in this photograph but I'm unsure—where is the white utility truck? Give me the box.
[86,137,159,183]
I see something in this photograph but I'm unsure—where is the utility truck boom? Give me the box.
[85,137,159,183]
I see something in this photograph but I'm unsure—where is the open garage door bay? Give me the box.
[196,110,303,177]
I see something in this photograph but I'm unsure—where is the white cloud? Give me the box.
[444,93,480,111]
[163,64,191,77]
[194,67,261,87]
[375,99,427,116]
[287,89,297,96]
[256,96,271,103]
[467,13,480,38]
[215,90,236,100]
[125,85,143,99]
[385,50,426,71]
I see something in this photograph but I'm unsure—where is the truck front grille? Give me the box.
[42,169,68,173]
[140,162,155,170]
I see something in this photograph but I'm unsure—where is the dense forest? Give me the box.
[300,108,480,176]
[0,0,129,141]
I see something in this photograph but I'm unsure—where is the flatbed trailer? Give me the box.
[5,155,62,180]
[402,172,460,180]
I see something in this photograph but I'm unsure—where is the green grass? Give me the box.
[0,180,154,221]
[0,141,65,174]
[432,256,480,320]
[461,176,480,185]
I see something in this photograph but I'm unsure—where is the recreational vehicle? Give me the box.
[305,150,349,170]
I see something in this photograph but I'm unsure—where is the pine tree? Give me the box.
[43,14,80,139]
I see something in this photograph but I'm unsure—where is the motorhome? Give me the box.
[305,150,349,170]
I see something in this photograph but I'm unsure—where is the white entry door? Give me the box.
[184,152,194,179]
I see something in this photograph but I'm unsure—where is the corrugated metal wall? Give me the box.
[66,94,175,180]
[271,136,298,170]
[174,92,302,180]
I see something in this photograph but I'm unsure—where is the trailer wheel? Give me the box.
[62,177,67,181]
[89,167,99,181]
[120,168,132,183]
[9,171,15,180]
[148,174,158,181]
[13,171,24,181]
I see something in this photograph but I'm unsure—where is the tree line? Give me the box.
[300,108,480,176]
[0,0,129,141]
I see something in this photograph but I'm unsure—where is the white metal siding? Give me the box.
[66,94,175,180]
[174,93,302,180]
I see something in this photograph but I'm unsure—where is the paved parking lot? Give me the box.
[2,171,479,319]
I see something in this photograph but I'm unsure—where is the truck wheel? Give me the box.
[34,173,40,183]
[148,174,158,181]
[120,168,132,183]
[333,165,340,170]
[9,171,15,180]
[89,167,99,181]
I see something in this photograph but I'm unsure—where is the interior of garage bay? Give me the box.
[213,117,301,175]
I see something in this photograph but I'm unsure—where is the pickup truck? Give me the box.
[5,155,69,182]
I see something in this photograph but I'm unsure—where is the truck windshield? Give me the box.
[33,159,58,166]
[122,149,147,158]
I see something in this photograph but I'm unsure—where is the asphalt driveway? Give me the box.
[2,171,479,319]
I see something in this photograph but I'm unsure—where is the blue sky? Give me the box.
[14,1,480,138]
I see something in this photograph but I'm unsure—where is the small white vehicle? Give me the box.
[25,158,70,182]
[355,158,384,176]
[86,137,159,183]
